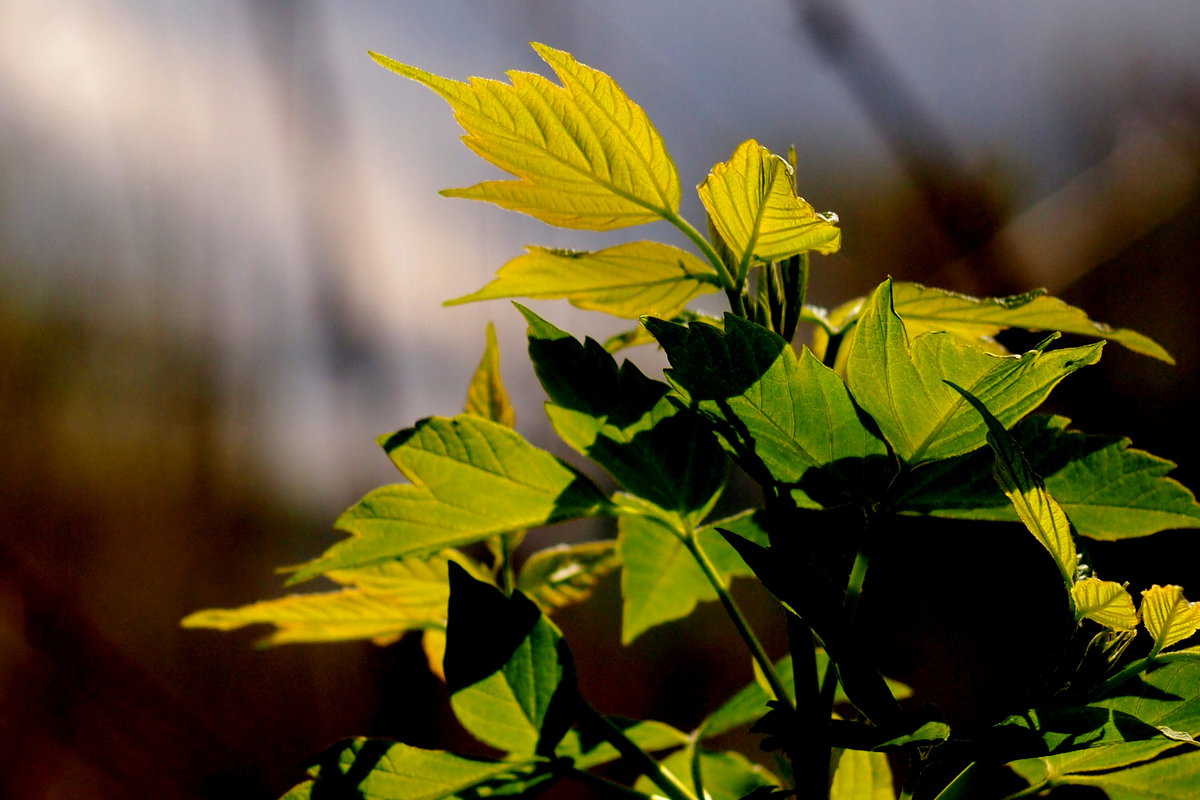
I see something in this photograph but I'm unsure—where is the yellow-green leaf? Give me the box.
[370,44,680,230]
[516,540,620,611]
[465,322,515,428]
[1142,584,1200,654]
[951,383,1078,587]
[182,551,464,646]
[830,748,896,800]
[698,139,841,273]
[1072,578,1139,629]
[891,281,1174,364]
[447,242,720,319]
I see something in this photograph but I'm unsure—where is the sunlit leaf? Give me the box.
[846,278,1101,465]
[618,510,765,644]
[445,564,576,755]
[448,243,719,319]
[182,551,475,646]
[1072,578,1139,630]
[829,747,895,800]
[891,281,1173,363]
[951,383,1077,587]
[1141,585,1200,654]
[423,628,447,682]
[892,415,1200,540]
[699,139,841,274]
[644,314,891,507]
[292,737,547,800]
[371,44,680,229]
[287,415,611,584]
[465,322,515,428]
[516,540,620,611]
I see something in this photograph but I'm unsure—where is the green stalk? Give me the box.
[682,532,794,711]
[576,702,698,800]
[781,253,809,343]
[662,210,736,291]
[930,761,981,800]
[563,766,658,800]
[790,616,830,800]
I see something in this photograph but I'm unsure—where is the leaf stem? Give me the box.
[682,532,794,712]
[930,761,982,800]
[562,765,657,800]
[575,702,698,800]
[662,210,736,291]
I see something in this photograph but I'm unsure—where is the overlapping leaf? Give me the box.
[287,415,611,584]
[281,737,548,800]
[557,717,690,770]
[890,281,1173,363]
[893,415,1200,539]
[699,139,841,272]
[445,565,576,756]
[182,551,472,646]
[619,510,767,644]
[634,746,779,800]
[1072,578,1138,630]
[829,748,895,800]
[845,278,1102,465]
[371,44,680,229]
[448,243,719,319]
[645,314,890,507]
[522,307,727,518]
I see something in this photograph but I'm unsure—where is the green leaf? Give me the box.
[182,551,469,646]
[444,564,576,756]
[448,243,719,319]
[893,415,1200,540]
[516,540,620,611]
[465,322,516,428]
[557,717,690,769]
[700,652,912,739]
[292,737,547,800]
[618,510,764,644]
[989,706,1166,759]
[1007,660,1200,792]
[829,748,895,800]
[521,307,727,518]
[370,44,680,230]
[1073,578,1139,629]
[845,278,1102,465]
[698,139,841,275]
[634,746,779,800]
[287,415,611,583]
[890,280,1174,363]
[1141,585,1200,654]
[950,383,1077,587]
[644,314,891,507]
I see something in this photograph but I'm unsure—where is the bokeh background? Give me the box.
[4,1,1200,797]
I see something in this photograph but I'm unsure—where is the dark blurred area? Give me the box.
[3,1,1200,797]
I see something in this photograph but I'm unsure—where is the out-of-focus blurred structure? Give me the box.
[3,1,1200,796]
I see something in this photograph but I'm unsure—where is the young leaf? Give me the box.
[445,564,577,756]
[448,243,719,319]
[181,551,467,646]
[829,747,895,800]
[644,314,891,507]
[521,307,727,518]
[699,139,841,275]
[1072,578,1139,630]
[846,278,1101,465]
[370,44,681,230]
[890,281,1173,363]
[465,322,515,428]
[516,540,620,611]
[287,415,612,583]
[892,415,1200,540]
[288,737,548,800]
[618,510,765,644]
[950,383,1077,587]
[1141,585,1200,654]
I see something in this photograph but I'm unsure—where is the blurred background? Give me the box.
[4,0,1200,796]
